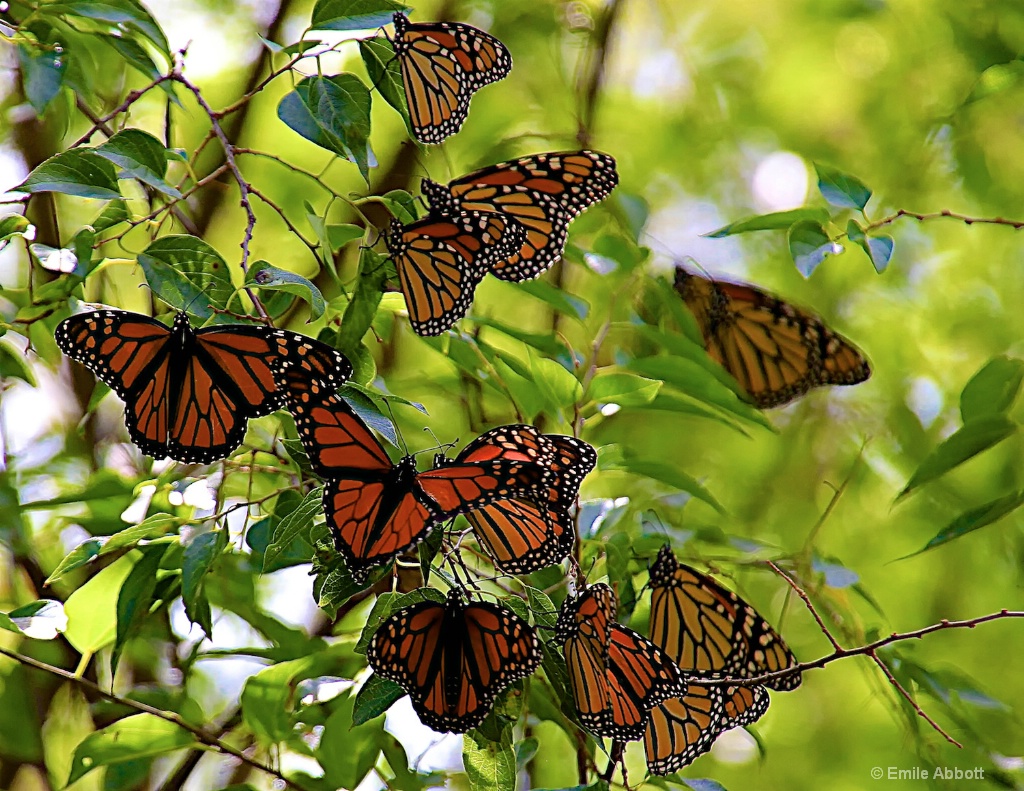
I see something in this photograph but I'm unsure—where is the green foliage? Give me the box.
[2,0,1024,789]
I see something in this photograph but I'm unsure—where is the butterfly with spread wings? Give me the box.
[438,425,597,574]
[368,588,541,732]
[645,545,801,774]
[674,267,870,408]
[391,12,511,145]
[279,369,555,579]
[55,309,351,464]
[422,150,618,282]
[556,583,687,741]
[385,211,525,336]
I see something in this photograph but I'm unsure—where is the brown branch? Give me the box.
[864,208,1024,233]
[0,646,313,791]
[69,74,176,149]
[767,561,844,652]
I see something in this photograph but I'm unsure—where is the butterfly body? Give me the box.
[423,150,618,281]
[367,589,541,733]
[56,309,350,464]
[385,211,525,335]
[392,12,511,145]
[674,267,870,408]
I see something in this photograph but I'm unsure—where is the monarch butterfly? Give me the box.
[391,12,511,145]
[422,150,618,281]
[279,370,555,579]
[555,583,687,741]
[55,309,351,464]
[644,544,800,774]
[439,425,597,573]
[674,266,870,408]
[367,588,541,733]
[385,211,525,336]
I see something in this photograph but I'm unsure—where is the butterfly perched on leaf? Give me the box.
[278,368,556,579]
[391,12,511,145]
[555,582,686,741]
[384,211,525,336]
[437,424,597,574]
[673,266,870,408]
[422,150,618,282]
[644,544,801,774]
[367,588,541,732]
[55,309,351,464]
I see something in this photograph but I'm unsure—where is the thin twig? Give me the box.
[864,208,1024,233]
[767,560,843,651]
[0,646,312,791]
[70,74,176,149]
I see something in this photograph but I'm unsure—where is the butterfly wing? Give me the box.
[392,12,511,144]
[555,583,615,736]
[368,592,540,733]
[674,267,870,408]
[423,151,618,281]
[386,212,525,336]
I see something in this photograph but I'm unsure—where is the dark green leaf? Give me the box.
[515,737,539,773]
[464,726,516,791]
[902,491,1024,558]
[46,514,179,584]
[0,215,31,251]
[17,42,67,114]
[352,674,404,725]
[94,129,180,198]
[278,74,375,183]
[50,0,170,58]
[377,189,418,224]
[355,592,397,655]
[182,530,225,639]
[704,207,830,238]
[137,234,235,318]
[599,446,725,513]
[897,414,1017,499]
[17,150,121,200]
[814,162,872,210]
[100,35,176,101]
[311,0,408,30]
[360,36,411,134]
[418,527,444,584]
[524,586,558,630]
[245,260,326,321]
[787,220,841,277]
[316,561,365,615]
[960,356,1024,424]
[91,199,130,232]
[263,487,322,573]
[513,279,589,319]
[112,545,167,677]
[67,714,195,784]
[0,600,67,639]
[681,780,730,791]
[337,248,388,355]
[848,220,893,273]
[328,223,364,250]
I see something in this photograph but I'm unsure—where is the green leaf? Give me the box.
[0,600,67,639]
[897,414,1018,500]
[524,586,558,630]
[960,356,1024,424]
[182,530,226,639]
[17,150,121,200]
[529,349,583,411]
[352,674,404,726]
[63,553,137,655]
[0,215,31,251]
[311,0,408,30]
[100,35,176,101]
[328,223,364,250]
[92,198,130,232]
[137,235,235,319]
[0,341,37,385]
[94,129,180,198]
[360,36,411,134]
[337,248,388,355]
[599,446,725,513]
[515,736,539,773]
[241,654,332,744]
[318,690,386,790]
[278,74,375,183]
[464,726,516,791]
[316,561,365,615]
[263,487,322,573]
[787,219,841,277]
[50,0,170,58]
[815,162,872,210]
[112,544,166,677]
[67,714,195,785]
[246,260,326,321]
[17,42,67,114]
[586,371,661,407]
[377,189,418,224]
[848,220,893,273]
[513,279,589,319]
[904,491,1024,558]
[46,514,179,584]
[704,207,831,238]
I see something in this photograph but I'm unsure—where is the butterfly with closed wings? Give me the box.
[674,266,870,408]
[55,309,351,464]
[645,545,801,774]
